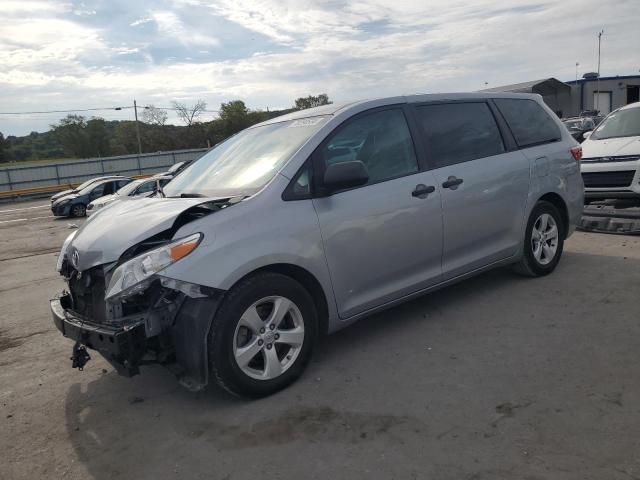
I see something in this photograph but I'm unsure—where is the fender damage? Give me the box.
[51,197,243,390]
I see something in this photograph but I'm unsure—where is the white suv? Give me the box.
[581,102,640,200]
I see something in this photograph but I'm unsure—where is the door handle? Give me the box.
[442,176,463,189]
[412,184,435,198]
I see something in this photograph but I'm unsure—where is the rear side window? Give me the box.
[494,98,561,148]
[415,102,505,168]
[320,108,418,185]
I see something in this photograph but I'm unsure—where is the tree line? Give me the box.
[0,94,331,163]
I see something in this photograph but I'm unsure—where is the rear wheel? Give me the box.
[70,203,86,217]
[513,201,565,277]
[208,272,318,398]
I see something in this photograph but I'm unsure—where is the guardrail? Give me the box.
[0,173,157,199]
[0,148,209,193]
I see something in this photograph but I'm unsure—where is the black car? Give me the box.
[562,117,596,142]
[51,178,132,217]
[50,175,128,203]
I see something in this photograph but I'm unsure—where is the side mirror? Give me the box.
[323,161,369,193]
[582,131,593,140]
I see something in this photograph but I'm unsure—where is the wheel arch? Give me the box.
[228,263,330,335]
[537,192,569,238]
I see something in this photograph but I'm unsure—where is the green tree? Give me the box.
[0,131,7,162]
[111,122,139,155]
[294,93,331,110]
[217,100,251,138]
[52,114,89,158]
[51,115,113,158]
[86,118,111,157]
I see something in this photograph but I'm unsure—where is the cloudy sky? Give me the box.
[0,0,638,136]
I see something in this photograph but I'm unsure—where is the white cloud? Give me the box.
[0,0,639,135]
[130,17,153,27]
[152,11,220,47]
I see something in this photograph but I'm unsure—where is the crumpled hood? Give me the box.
[53,193,79,206]
[69,196,214,271]
[582,136,640,159]
[52,188,75,201]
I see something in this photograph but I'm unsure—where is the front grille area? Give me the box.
[582,171,636,188]
[68,266,107,323]
[582,155,640,163]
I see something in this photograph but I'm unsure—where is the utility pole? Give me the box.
[575,62,579,84]
[595,30,603,112]
[133,99,142,155]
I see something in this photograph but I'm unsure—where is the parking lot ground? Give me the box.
[1,199,640,480]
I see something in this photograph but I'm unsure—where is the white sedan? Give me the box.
[87,176,172,216]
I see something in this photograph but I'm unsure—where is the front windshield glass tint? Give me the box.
[116,181,142,196]
[79,182,106,195]
[76,179,96,190]
[163,116,328,198]
[592,108,640,140]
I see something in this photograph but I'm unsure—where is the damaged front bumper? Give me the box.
[51,293,147,376]
[51,282,223,390]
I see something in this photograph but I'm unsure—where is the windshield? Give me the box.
[116,180,142,196]
[163,116,328,198]
[78,182,106,196]
[591,107,640,140]
[75,178,97,190]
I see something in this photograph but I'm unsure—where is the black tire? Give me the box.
[208,272,318,398]
[70,203,86,217]
[513,200,565,277]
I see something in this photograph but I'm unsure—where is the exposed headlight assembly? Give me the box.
[56,230,78,272]
[105,233,202,301]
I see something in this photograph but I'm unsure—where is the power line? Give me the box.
[0,105,221,115]
[0,106,134,115]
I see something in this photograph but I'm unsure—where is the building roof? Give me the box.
[565,74,640,85]
[481,78,570,95]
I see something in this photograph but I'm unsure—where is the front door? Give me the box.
[413,101,530,279]
[313,107,443,319]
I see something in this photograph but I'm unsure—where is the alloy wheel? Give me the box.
[72,204,86,217]
[233,296,305,380]
[531,213,558,266]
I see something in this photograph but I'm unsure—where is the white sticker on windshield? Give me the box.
[288,117,325,128]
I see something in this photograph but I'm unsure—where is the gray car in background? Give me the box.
[51,93,583,397]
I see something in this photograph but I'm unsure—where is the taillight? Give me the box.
[570,145,582,162]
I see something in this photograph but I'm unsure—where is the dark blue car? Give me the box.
[51,177,131,217]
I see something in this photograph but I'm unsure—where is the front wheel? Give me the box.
[513,201,565,277]
[208,272,318,398]
[70,203,86,217]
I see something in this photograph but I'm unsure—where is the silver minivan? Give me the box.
[52,93,584,397]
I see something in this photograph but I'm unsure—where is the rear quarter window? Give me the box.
[415,102,505,168]
[494,98,561,148]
